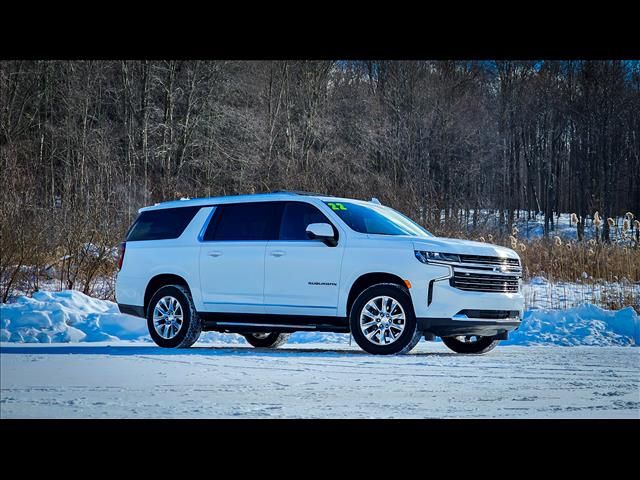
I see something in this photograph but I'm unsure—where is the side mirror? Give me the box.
[306,223,337,246]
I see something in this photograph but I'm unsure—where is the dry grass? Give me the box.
[516,239,639,283]
[426,212,640,312]
[428,211,640,284]
[509,237,639,312]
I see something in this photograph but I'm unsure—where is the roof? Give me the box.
[139,191,379,212]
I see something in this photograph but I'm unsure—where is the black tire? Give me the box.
[242,332,290,348]
[350,283,421,355]
[441,335,499,354]
[147,284,202,348]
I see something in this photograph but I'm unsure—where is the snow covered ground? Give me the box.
[523,276,639,311]
[1,341,638,418]
[516,212,595,241]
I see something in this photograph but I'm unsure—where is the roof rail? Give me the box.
[269,190,327,196]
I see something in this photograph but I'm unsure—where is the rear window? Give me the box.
[126,206,201,241]
[203,202,283,241]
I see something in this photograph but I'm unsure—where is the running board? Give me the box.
[215,321,316,330]
[199,312,349,333]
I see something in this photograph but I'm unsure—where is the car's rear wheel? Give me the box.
[441,335,499,354]
[147,285,202,348]
[243,332,290,348]
[350,283,421,355]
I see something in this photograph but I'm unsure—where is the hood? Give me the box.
[411,236,519,259]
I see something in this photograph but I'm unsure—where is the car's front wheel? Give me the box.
[441,335,499,354]
[243,332,290,348]
[147,285,202,348]
[350,283,422,355]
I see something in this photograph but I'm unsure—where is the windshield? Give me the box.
[323,201,432,237]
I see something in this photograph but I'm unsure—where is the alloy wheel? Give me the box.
[359,295,406,345]
[152,296,184,339]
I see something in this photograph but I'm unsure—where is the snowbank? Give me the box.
[0,290,147,343]
[504,305,639,346]
[1,290,638,346]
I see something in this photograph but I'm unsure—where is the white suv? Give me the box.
[116,192,524,355]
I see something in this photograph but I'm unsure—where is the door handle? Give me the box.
[208,250,223,257]
[270,250,286,257]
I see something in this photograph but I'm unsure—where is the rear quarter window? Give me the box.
[126,206,201,241]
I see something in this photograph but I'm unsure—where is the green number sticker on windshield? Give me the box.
[327,202,347,211]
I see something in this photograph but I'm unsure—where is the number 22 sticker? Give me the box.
[327,202,347,211]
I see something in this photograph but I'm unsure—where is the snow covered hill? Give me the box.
[1,289,638,346]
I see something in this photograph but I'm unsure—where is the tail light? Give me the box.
[117,242,126,271]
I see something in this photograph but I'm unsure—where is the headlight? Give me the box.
[415,251,461,264]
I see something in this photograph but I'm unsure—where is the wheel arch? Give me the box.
[144,274,192,316]
[346,272,407,317]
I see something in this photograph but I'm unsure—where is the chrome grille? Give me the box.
[459,254,520,267]
[451,256,521,293]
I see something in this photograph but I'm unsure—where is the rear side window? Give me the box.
[203,202,283,241]
[279,202,333,240]
[126,206,201,241]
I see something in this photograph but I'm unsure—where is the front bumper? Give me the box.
[413,277,525,317]
[414,273,524,337]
